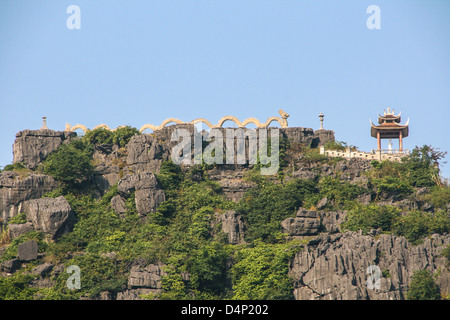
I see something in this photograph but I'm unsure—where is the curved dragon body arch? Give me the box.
[65,123,88,133]
[92,124,112,131]
[264,117,286,128]
[190,118,214,129]
[216,115,244,128]
[65,109,289,134]
[240,118,262,128]
[139,124,159,133]
[159,118,185,129]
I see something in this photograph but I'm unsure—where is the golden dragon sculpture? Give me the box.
[65,109,289,133]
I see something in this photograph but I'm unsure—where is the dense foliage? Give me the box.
[369,145,447,189]
[407,270,441,300]
[0,138,449,300]
[231,241,302,300]
[83,126,140,148]
[236,175,317,243]
[42,139,93,189]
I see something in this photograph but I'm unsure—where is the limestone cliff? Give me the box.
[13,129,76,169]
[290,232,449,300]
[0,125,448,300]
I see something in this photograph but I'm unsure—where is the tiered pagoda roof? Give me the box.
[370,107,409,139]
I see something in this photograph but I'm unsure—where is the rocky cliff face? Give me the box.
[290,232,449,300]
[13,129,76,169]
[20,196,74,240]
[0,171,59,221]
[1,126,448,300]
[117,172,165,216]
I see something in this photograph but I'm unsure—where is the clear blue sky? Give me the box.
[1,0,449,178]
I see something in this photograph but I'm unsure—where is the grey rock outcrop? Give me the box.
[217,178,254,202]
[207,166,255,202]
[281,208,321,237]
[0,171,59,221]
[128,263,167,289]
[126,124,195,173]
[0,259,21,274]
[316,158,372,186]
[21,196,74,239]
[13,129,76,169]
[118,172,165,216]
[117,263,168,300]
[32,263,53,277]
[17,240,39,262]
[311,129,335,147]
[92,145,123,192]
[110,194,127,214]
[126,134,166,173]
[8,222,34,239]
[92,164,121,192]
[125,125,324,175]
[281,208,346,237]
[289,232,450,300]
[292,169,319,181]
[280,127,316,146]
[215,210,246,244]
[116,288,156,300]
[320,210,346,234]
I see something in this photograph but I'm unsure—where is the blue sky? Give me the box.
[0,0,449,178]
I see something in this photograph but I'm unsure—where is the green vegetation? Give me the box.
[83,125,140,148]
[342,205,449,245]
[342,204,401,234]
[0,231,46,262]
[1,137,449,300]
[82,128,114,146]
[407,270,441,300]
[323,140,348,152]
[156,160,184,194]
[421,185,450,211]
[301,147,328,165]
[394,210,449,245]
[315,176,365,210]
[341,144,450,243]
[236,175,316,243]
[8,212,27,225]
[370,176,413,200]
[42,139,93,189]
[442,245,450,265]
[39,125,140,190]
[1,164,236,299]
[1,162,27,172]
[0,274,38,300]
[231,241,302,300]
[404,145,446,187]
[369,145,447,189]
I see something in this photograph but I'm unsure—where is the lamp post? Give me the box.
[319,113,324,130]
[41,116,49,130]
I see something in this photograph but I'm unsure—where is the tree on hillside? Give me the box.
[407,270,441,300]
[403,145,447,187]
[42,139,93,188]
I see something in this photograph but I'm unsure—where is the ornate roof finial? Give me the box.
[384,107,395,116]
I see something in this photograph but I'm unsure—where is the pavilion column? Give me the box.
[399,131,403,151]
[377,130,381,150]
